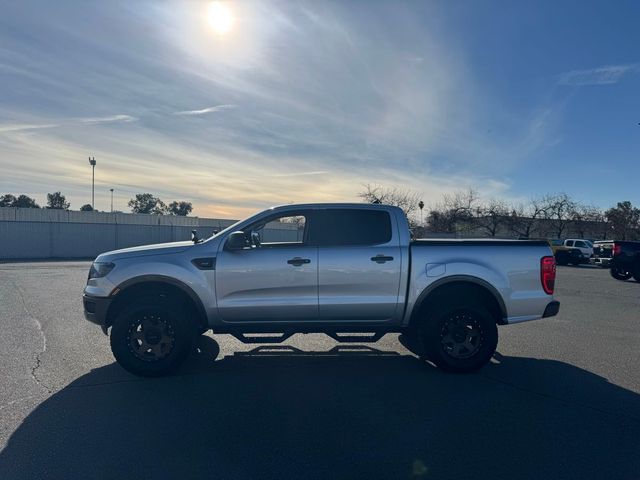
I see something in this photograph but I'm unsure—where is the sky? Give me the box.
[0,0,639,218]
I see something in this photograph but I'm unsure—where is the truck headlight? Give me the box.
[88,262,115,279]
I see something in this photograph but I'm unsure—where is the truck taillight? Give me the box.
[613,244,622,256]
[541,256,556,295]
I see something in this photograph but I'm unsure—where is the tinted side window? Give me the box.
[309,209,392,246]
[576,241,586,248]
[566,240,573,246]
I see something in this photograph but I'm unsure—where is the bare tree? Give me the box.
[358,184,422,223]
[473,199,510,237]
[570,204,604,239]
[541,193,576,238]
[506,198,548,238]
[426,188,479,234]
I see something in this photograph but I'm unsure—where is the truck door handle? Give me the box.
[287,257,311,266]
[371,255,394,264]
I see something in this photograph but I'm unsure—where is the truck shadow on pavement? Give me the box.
[1,335,639,480]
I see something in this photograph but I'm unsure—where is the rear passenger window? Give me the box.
[309,209,392,246]
[566,240,574,246]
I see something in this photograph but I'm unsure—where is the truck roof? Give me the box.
[269,202,403,211]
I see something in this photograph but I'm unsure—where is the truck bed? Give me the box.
[411,239,549,247]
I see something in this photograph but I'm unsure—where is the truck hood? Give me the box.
[95,241,194,262]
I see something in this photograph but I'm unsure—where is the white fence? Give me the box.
[0,207,300,260]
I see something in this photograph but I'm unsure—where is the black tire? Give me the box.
[110,297,196,377]
[556,252,569,266]
[610,266,633,281]
[419,304,498,373]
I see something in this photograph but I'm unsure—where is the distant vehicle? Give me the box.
[547,239,582,266]
[592,240,614,268]
[562,239,594,264]
[83,203,559,377]
[609,241,640,281]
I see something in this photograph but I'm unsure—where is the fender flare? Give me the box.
[409,275,508,325]
[110,274,208,327]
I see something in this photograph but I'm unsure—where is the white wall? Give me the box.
[0,207,300,260]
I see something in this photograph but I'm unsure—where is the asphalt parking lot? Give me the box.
[0,262,638,480]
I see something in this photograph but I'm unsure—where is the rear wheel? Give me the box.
[419,304,498,373]
[110,297,195,377]
[611,266,633,281]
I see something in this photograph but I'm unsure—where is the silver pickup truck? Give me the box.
[83,203,559,376]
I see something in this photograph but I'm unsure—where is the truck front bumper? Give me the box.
[83,294,112,334]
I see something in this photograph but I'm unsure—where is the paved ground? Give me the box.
[0,262,638,480]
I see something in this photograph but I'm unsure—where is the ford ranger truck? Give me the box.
[83,203,560,376]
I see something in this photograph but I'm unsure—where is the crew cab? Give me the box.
[83,203,560,376]
[562,239,594,264]
[609,240,640,281]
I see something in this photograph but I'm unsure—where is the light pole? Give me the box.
[88,157,96,209]
[110,188,114,213]
[418,200,425,225]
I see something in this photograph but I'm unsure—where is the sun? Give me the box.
[207,1,235,35]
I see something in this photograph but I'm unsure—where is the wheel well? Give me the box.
[105,281,207,330]
[410,281,506,327]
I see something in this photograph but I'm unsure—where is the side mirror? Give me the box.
[225,231,248,250]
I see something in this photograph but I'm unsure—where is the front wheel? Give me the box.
[110,298,195,377]
[419,305,498,373]
[611,266,633,281]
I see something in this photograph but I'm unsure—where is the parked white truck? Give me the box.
[83,203,559,376]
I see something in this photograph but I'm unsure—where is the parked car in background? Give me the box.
[562,239,594,264]
[83,203,560,377]
[609,240,640,281]
[592,240,614,268]
[547,239,582,266]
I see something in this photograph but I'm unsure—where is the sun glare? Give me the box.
[207,2,235,35]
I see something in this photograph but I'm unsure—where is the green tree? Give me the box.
[46,191,70,210]
[128,193,167,214]
[13,195,40,208]
[0,194,17,207]
[80,204,94,212]
[605,201,640,240]
[168,201,193,216]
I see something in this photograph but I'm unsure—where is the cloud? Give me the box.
[78,114,138,124]
[0,123,59,133]
[270,171,328,177]
[0,1,575,217]
[174,104,235,116]
[558,64,639,86]
[0,115,137,134]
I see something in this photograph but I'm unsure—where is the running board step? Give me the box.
[324,332,386,343]
[229,332,388,344]
[230,333,294,344]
